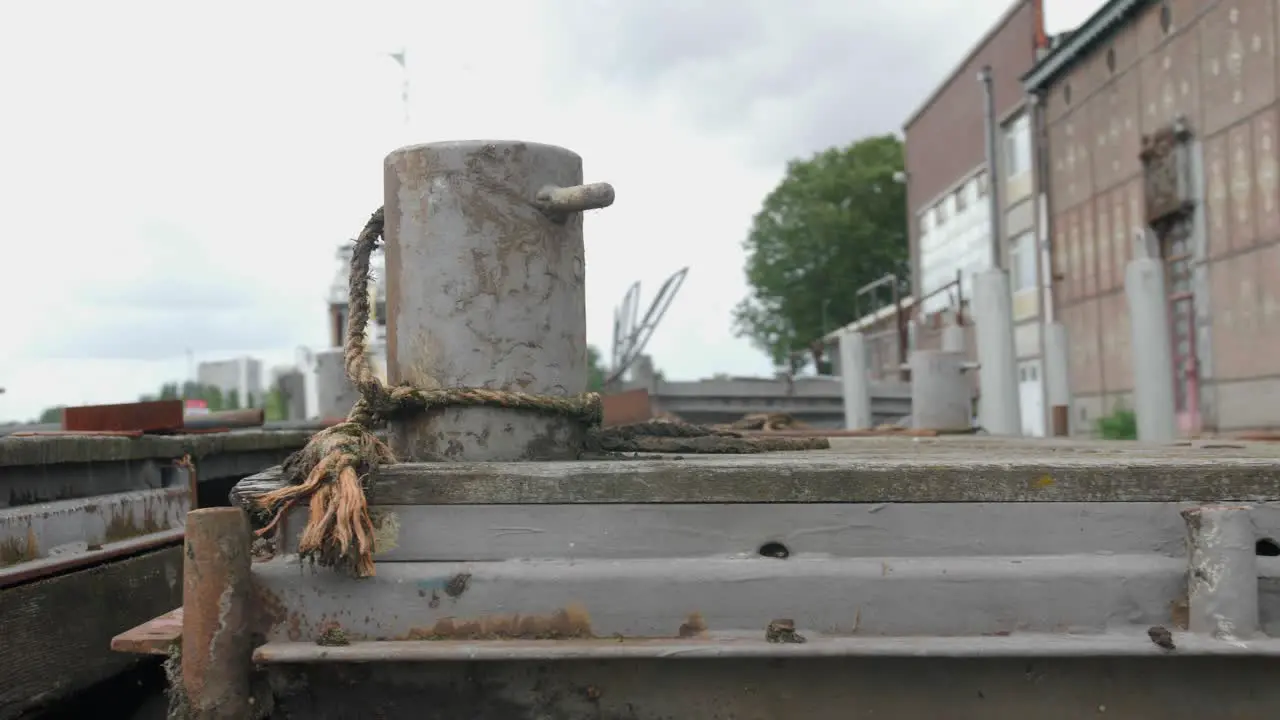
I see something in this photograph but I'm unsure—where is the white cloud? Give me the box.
[0,0,1103,422]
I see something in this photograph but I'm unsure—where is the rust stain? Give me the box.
[0,526,39,566]
[678,612,707,638]
[403,604,593,641]
[444,572,471,598]
[1170,595,1190,630]
[251,580,290,638]
[103,508,170,544]
[1033,475,1055,488]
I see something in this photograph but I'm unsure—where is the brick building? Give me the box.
[901,0,1051,435]
[1025,0,1280,433]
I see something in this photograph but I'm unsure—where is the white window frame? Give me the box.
[1009,231,1038,293]
[1004,114,1033,181]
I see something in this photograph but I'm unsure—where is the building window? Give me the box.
[935,197,949,225]
[1106,47,1117,73]
[1160,3,1172,34]
[977,171,989,198]
[954,186,967,212]
[1004,114,1033,181]
[1009,232,1037,292]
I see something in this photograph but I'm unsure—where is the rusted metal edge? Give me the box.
[0,528,185,589]
[111,607,184,656]
[252,632,1280,663]
[8,430,145,438]
[63,400,186,433]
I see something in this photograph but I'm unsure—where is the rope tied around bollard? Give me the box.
[252,206,829,578]
[253,207,604,577]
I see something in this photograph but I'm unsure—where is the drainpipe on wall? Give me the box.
[980,66,1003,270]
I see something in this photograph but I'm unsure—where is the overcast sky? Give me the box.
[0,0,1100,422]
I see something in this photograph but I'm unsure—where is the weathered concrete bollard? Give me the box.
[907,349,974,432]
[837,329,872,429]
[1182,505,1258,640]
[382,141,613,461]
[181,507,252,718]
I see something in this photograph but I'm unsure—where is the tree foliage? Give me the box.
[732,134,909,367]
[587,346,607,392]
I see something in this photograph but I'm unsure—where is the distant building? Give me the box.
[901,0,1049,435]
[197,357,264,407]
[1024,0,1280,434]
[328,244,387,348]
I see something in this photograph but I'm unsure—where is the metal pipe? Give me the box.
[182,408,265,431]
[1182,505,1258,640]
[181,507,253,717]
[0,528,185,590]
[979,66,1003,270]
[383,140,612,461]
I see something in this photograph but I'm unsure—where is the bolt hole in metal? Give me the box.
[758,542,790,559]
[1256,538,1280,556]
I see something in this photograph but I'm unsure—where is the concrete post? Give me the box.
[838,329,872,430]
[1125,256,1178,443]
[181,508,252,719]
[1044,321,1071,436]
[941,321,965,354]
[382,141,613,461]
[972,269,1022,435]
[314,348,360,422]
[277,370,308,421]
[1182,505,1258,640]
[908,350,973,432]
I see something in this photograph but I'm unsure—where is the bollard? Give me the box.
[383,141,613,461]
[181,507,252,719]
[838,329,872,429]
[907,349,974,432]
[972,269,1022,435]
[941,321,965,354]
[1182,505,1258,640]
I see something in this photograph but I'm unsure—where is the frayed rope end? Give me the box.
[254,422,395,578]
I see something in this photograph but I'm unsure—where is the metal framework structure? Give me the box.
[607,266,687,386]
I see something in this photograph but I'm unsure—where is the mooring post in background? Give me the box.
[908,350,975,432]
[383,141,614,461]
[181,507,252,718]
[1044,321,1071,436]
[1126,255,1178,443]
[1182,505,1258,640]
[972,269,1022,436]
[941,316,966,354]
[838,329,872,430]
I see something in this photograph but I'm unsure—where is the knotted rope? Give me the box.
[253,207,603,577]
[253,207,829,578]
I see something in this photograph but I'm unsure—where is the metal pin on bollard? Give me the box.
[535,182,616,222]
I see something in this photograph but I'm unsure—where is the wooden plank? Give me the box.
[111,607,183,656]
[253,632,1280,663]
[233,437,1280,507]
[0,545,184,720]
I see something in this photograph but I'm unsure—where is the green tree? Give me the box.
[587,345,607,392]
[732,134,909,366]
[38,406,66,424]
[264,386,287,422]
